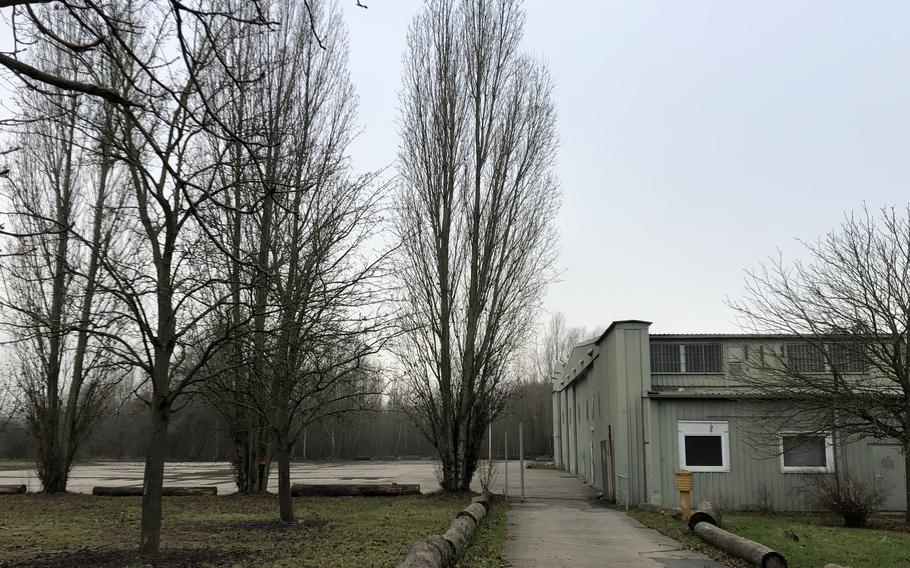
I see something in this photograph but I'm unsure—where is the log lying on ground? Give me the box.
[688,501,722,529]
[457,502,487,524]
[693,521,786,568]
[0,484,26,495]
[290,483,420,497]
[441,515,477,557]
[823,564,852,568]
[92,486,217,496]
[471,492,492,511]
[398,535,454,568]
[397,493,492,568]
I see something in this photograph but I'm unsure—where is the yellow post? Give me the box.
[675,469,693,521]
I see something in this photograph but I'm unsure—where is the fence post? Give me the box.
[504,430,509,499]
[519,422,525,502]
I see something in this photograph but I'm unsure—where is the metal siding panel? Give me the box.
[653,399,883,511]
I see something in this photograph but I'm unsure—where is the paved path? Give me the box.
[502,469,727,568]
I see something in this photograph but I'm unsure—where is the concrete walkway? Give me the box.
[501,469,727,568]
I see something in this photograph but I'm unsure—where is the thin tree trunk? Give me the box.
[903,440,910,523]
[277,441,294,523]
[139,404,170,557]
[57,148,112,493]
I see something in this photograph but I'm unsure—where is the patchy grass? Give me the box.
[625,509,746,567]
[628,508,910,568]
[0,492,505,567]
[458,495,508,568]
[725,513,910,568]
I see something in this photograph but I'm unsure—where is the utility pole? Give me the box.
[519,421,525,503]
[488,413,493,461]
[504,430,509,499]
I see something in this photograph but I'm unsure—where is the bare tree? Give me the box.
[197,0,390,521]
[730,206,910,522]
[0,0,275,556]
[533,312,591,382]
[0,14,129,492]
[0,363,18,435]
[394,0,559,492]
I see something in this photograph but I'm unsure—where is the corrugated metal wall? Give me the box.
[653,398,893,511]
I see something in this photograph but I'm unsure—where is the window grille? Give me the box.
[651,343,682,373]
[686,343,723,373]
[651,342,723,373]
[785,343,826,373]
[828,343,867,374]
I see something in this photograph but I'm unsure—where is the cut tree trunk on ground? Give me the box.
[457,502,487,524]
[398,535,454,568]
[92,486,217,496]
[397,493,491,568]
[693,521,786,568]
[688,501,722,529]
[441,515,477,557]
[290,483,420,497]
[0,484,26,494]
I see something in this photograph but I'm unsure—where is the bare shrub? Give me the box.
[810,475,884,528]
[476,459,499,494]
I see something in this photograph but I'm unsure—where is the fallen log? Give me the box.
[0,484,26,495]
[92,486,217,496]
[397,494,489,568]
[290,483,420,497]
[397,535,453,568]
[693,521,786,568]
[688,501,722,529]
[457,502,487,524]
[471,492,492,511]
[441,515,477,557]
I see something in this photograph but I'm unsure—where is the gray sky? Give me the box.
[344,1,910,333]
[2,1,908,334]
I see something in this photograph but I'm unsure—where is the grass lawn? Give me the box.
[628,508,910,568]
[0,493,508,568]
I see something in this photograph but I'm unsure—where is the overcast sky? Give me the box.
[342,0,910,334]
[2,1,908,335]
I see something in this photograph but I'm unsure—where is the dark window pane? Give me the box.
[783,435,827,468]
[651,343,681,373]
[684,435,723,467]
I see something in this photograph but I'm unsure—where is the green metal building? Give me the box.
[551,320,907,512]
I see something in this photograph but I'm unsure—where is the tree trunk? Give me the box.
[277,442,294,523]
[231,421,269,494]
[38,454,68,493]
[904,440,910,523]
[139,406,170,558]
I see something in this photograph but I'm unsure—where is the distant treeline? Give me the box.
[0,380,553,464]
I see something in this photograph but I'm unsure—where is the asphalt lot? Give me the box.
[0,459,546,495]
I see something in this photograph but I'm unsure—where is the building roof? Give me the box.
[650,332,790,339]
[596,320,652,343]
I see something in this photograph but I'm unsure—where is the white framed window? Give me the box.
[779,432,835,473]
[678,421,730,472]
